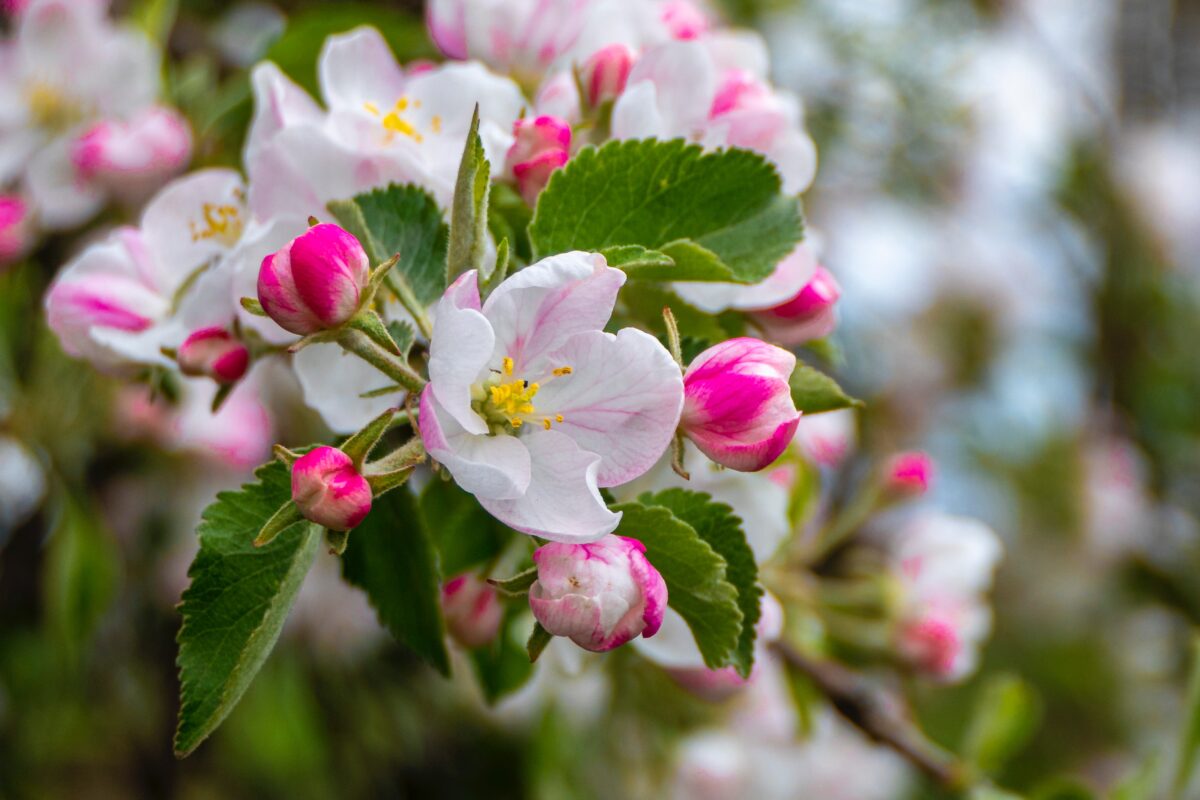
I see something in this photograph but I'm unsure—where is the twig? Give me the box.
[771,641,971,792]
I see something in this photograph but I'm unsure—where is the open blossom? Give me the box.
[529,534,667,652]
[44,169,247,371]
[176,327,249,384]
[257,223,369,336]
[505,116,571,205]
[751,262,841,345]
[442,574,503,648]
[0,195,31,266]
[890,512,1002,682]
[291,446,372,531]
[681,338,801,472]
[419,252,683,542]
[0,0,176,229]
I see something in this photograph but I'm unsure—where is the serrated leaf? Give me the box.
[447,107,492,283]
[962,674,1042,775]
[419,478,513,576]
[530,139,803,284]
[638,489,761,678]
[341,488,450,675]
[328,183,449,306]
[789,364,862,414]
[611,501,742,669]
[470,604,537,704]
[175,460,321,757]
[385,319,416,359]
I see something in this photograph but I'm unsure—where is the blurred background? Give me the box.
[2,0,1199,797]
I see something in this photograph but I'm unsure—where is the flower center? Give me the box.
[363,97,443,144]
[473,356,571,433]
[189,202,244,246]
[26,81,83,131]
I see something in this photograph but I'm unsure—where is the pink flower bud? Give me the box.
[176,326,250,384]
[529,534,667,652]
[660,0,709,40]
[506,116,571,206]
[291,446,372,531]
[885,451,934,496]
[681,338,801,472]
[581,44,634,107]
[442,574,503,648]
[72,107,192,201]
[0,195,32,267]
[897,614,961,679]
[257,223,370,335]
[751,264,841,346]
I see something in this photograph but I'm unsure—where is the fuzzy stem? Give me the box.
[337,328,426,394]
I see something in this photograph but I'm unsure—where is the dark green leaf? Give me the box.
[619,283,732,345]
[470,604,537,704]
[419,478,514,577]
[341,488,450,675]
[489,567,539,596]
[530,139,804,284]
[611,501,742,669]
[175,460,321,756]
[328,183,449,306]
[637,489,761,678]
[527,622,553,662]
[789,364,862,414]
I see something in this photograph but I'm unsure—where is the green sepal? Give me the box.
[240,296,267,317]
[489,566,539,596]
[338,406,397,469]
[527,622,553,663]
[326,528,350,556]
[253,501,305,548]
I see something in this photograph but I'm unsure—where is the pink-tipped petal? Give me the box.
[291,446,373,531]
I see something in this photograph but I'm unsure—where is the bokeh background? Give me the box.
[2,0,1199,797]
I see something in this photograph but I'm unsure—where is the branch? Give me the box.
[771,641,972,792]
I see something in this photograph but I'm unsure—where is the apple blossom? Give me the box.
[505,115,572,205]
[673,244,817,317]
[176,327,250,384]
[884,451,934,497]
[257,223,370,336]
[441,574,504,648]
[890,512,1002,682]
[528,534,667,652]
[582,44,636,107]
[681,338,801,472]
[751,263,841,345]
[0,195,31,266]
[418,252,684,541]
[71,106,192,203]
[291,446,373,531]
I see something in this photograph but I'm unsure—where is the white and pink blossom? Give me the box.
[750,262,841,345]
[71,105,192,205]
[528,533,667,652]
[505,115,571,205]
[442,573,504,648]
[581,44,635,107]
[419,252,684,541]
[681,338,801,472]
[291,446,372,531]
[257,223,370,336]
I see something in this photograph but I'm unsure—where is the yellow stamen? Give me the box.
[431,115,443,134]
[363,101,380,116]
[503,357,514,376]
[552,366,573,376]
[511,418,523,428]
[555,414,564,423]
[543,418,552,430]
[189,203,243,246]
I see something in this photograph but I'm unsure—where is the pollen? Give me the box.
[552,366,573,376]
[542,418,552,430]
[488,379,539,419]
[189,203,243,245]
[377,96,424,143]
[503,356,514,376]
[431,115,443,134]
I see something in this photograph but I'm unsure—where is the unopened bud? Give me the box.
[506,116,571,206]
[442,574,503,647]
[176,327,250,384]
[257,223,370,335]
[885,451,934,496]
[751,264,841,346]
[291,446,372,531]
[581,44,634,107]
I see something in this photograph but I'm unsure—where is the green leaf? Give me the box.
[341,488,450,675]
[328,183,449,306]
[385,319,416,359]
[529,139,804,284]
[44,494,121,655]
[789,364,862,414]
[611,501,742,669]
[1173,635,1200,798]
[419,478,513,577]
[619,284,732,346]
[264,5,432,96]
[447,107,492,284]
[962,674,1042,776]
[487,182,533,266]
[175,461,321,757]
[637,489,761,678]
[470,605,536,704]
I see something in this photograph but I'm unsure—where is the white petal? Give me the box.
[482,251,624,376]
[674,244,816,313]
[621,40,716,136]
[318,27,407,113]
[478,429,619,542]
[405,61,526,169]
[420,387,531,500]
[534,328,683,487]
[428,272,493,435]
[294,342,405,434]
[140,168,246,291]
[0,129,41,187]
[245,62,323,168]
[610,80,668,141]
[24,135,104,230]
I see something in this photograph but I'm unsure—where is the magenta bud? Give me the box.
[0,195,31,268]
[581,44,634,107]
[885,451,934,496]
[681,338,801,472]
[529,534,667,652]
[257,223,370,335]
[176,326,250,384]
[442,573,503,648]
[506,116,572,206]
[290,446,372,531]
[752,264,841,346]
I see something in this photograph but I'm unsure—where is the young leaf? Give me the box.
[527,622,554,662]
[529,139,803,284]
[962,674,1042,776]
[447,106,492,283]
[611,501,742,669]
[489,567,539,596]
[638,489,761,678]
[341,487,451,676]
[175,460,321,757]
[789,364,862,414]
[328,183,449,306]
